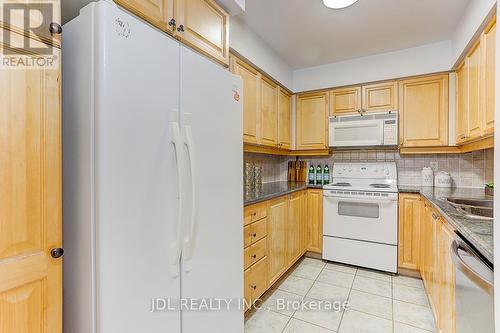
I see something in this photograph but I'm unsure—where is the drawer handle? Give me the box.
[251,285,257,290]
[252,254,257,259]
[252,233,257,238]
[252,212,257,216]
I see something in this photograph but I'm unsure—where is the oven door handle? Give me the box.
[324,195,397,204]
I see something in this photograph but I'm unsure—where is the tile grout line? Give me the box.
[336,265,359,332]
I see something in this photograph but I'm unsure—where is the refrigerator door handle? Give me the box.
[182,113,198,272]
[170,111,184,277]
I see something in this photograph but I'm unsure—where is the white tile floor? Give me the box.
[245,258,437,333]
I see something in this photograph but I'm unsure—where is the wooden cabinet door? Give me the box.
[174,0,229,65]
[399,74,449,147]
[482,19,496,136]
[267,197,287,285]
[287,193,302,265]
[398,194,422,271]
[420,202,433,292]
[466,41,483,141]
[306,189,323,254]
[0,35,62,332]
[438,223,456,333]
[329,86,361,115]
[299,191,308,254]
[296,92,328,150]
[232,56,259,144]
[260,76,278,147]
[362,81,398,113]
[115,0,173,32]
[456,61,469,144]
[278,88,291,149]
[0,0,61,47]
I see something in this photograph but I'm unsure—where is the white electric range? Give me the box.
[323,162,398,273]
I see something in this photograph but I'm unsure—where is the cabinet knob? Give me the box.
[251,285,257,290]
[177,24,185,32]
[252,254,257,259]
[252,233,257,238]
[50,247,64,259]
[168,18,176,27]
[49,22,62,34]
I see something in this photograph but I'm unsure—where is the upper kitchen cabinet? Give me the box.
[399,74,449,147]
[174,0,229,66]
[362,81,398,113]
[0,0,61,47]
[231,55,259,144]
[329,86,361,116]
[115,0,229,65]
[466,41,483,141]
[260,76,278,147]
[456,61,468,144]
[482,19,496,136]
[278,88,292,149]
[455,16,496,147]
[114,0,173,32]
[296,92,329,150]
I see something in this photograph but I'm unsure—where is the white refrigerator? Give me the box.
[62,1,243,332]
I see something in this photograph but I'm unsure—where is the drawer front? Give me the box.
[244,246,252,270]
[244,202,267,226]
[249,237,267,266]
[243,224,253,248]
[249,256,268,300]
[251,218,267,244]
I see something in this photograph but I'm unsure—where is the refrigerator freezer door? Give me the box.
[92,2,182,332]
[179,45,244,332]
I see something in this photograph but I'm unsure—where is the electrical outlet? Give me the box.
[429,161,438,171]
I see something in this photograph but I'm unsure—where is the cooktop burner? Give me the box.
[331,182,352,187]
[370,184,391,189]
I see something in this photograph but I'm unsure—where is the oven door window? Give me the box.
[338,201,380,219]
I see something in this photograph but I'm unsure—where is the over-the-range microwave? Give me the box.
[329,111,398,148]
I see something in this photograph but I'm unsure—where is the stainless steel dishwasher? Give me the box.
[451,234,494,333]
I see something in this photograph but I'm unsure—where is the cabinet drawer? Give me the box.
[244,202,267,226]
[244,246,252,270]
[251,218,267,243]
[243,224,253,248]
[249,237,267,267]
[248,256,268,300]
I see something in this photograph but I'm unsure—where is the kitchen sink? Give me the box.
[446,198,493,221]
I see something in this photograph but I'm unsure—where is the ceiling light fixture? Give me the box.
[323,0,359,9]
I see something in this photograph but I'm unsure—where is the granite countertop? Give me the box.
[244,181,322,206]
[399,186,493,265]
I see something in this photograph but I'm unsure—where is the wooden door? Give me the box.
[278,88,291,149]
[399,74,449,147]
[287,193,302,266]
[0,0,61,47]
[115,0,173,32]
[398,194,422,271]
[482,19,496,136]
[438,222,456,333]
[466,41,483,140]
[456,61,468,144]
[232,56,259,144]
[267,197,287,285]
[0,32,62,333]
[420,202,432,292]
[174,0,229,65]
[361,81,398,113]
[260,76,278,147]
[429,209,441,314]
[296,92,328,150]
[306,189,323,254]
[299,191,308,254]
[329,86,361,115]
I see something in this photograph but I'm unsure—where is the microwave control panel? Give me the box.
[383,119,398,145]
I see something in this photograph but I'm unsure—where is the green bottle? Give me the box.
[315,165,322,185]
[323,165,330,185]
[308,165,315,185]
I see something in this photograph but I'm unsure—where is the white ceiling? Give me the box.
[237,0,470,69]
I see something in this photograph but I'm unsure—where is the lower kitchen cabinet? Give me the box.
[287,191,307,265]
[419,198,456,333]
[398,194,422,271]
[244,256,268,308]
[267,196,288,285]
[307,189,323,254]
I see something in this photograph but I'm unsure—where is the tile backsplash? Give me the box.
[244,149,494,188]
